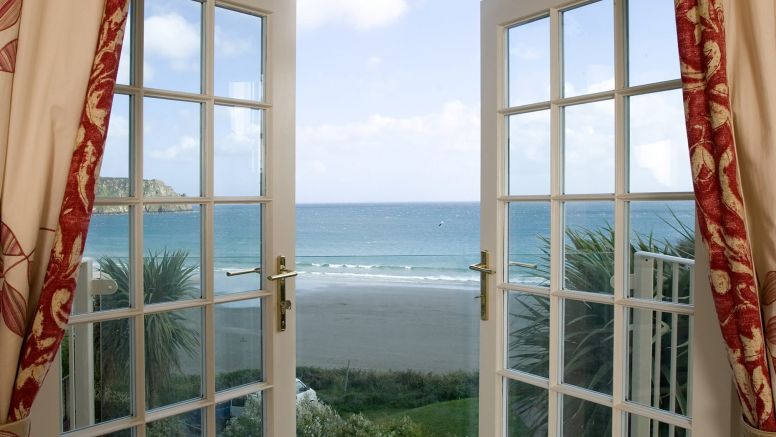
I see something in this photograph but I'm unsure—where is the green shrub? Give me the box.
[296,398,342,437]
[147,416,189,437]
[222,395,263,437]
[296,367,478,414]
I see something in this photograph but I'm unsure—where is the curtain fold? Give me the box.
[676,0,776,434]
[0,0,128,435]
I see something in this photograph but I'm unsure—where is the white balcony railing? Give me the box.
[630,251,695,437]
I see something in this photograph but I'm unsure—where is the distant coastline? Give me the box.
[94,177,193,214]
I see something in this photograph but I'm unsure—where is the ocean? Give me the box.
[84,201,695,289]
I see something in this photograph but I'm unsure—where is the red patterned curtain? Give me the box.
[0,1,128,436]
[676,0,776,435]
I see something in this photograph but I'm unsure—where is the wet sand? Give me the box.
[296,278,480,372]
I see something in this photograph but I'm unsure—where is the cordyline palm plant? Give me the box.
[509,217,694,435]
[96,249,200,409]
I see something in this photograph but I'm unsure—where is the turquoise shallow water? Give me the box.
[84,201,695,286]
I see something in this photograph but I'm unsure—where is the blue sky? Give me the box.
[296,0,481,203]
[99,0,690,202]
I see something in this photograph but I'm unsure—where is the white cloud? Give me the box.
[297,101,480,202]
[143,62,156,82]
[585,77,615,94]
[366,56,383,70]
[634,140,673,186]
[564,100,615,193]
[150,135,199,161]
[107,114,129,141]
[215,26,253,57]
[298,0,409,32]
[216,106,262,154]
[144,13,199,71]
[117,28,130,84]
[630,90,692,192]
[510,45,541,61]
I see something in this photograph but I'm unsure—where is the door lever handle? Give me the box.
[226,267,262,277]
[469,263,495,275]
[469,251,494,321]
[267,270,298,281]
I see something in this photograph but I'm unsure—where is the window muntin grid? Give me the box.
[59,0,270,435]
[501,0,694,435]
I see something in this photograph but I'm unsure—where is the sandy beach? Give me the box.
[178,277,481,377]
[296,277,480,373]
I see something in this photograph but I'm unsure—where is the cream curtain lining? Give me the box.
[0,0,103,425]
[726,0,776,435]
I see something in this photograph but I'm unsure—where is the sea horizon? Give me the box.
[86,201,695,288]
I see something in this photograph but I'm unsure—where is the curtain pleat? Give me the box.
[675,0,776,431]
[0,0,128,434]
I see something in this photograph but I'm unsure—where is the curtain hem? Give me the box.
[0,416,29,437]
[744,419,776,437]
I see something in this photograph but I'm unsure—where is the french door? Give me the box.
[38,0,296,435]
[479,0,732,436]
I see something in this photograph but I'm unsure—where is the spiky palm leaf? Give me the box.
[97,249,200,408]
[509,215,694,434]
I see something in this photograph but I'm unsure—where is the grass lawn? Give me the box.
[381,398,479,437]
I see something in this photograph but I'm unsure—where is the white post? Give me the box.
[631,253,655,435]
[71,260,96,429]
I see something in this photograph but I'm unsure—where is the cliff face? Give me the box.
[94,177,194,214]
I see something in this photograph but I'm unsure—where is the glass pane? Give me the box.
[509,110,550,196]
[508,18,550,106]
[214,106,263,197]
[146,409,204,436]
[627,414,690,437]
[216,300,263,391]
[508,202,550,286]
[143,205,202,302]
[215,204,262,294]
[628,0,681,86]
[143,97,201,197]
[562,395,612,436]
[144,0,202,93]
[563,0,614,97]
[102,429,135,437]
[507,292,549,377]
[627,308,692,416]
[564,202,614,294]
[117,0,131,85]
[563,299,613,394]
[217,392,263,437]
[97,94,131,197]
[145,308,203,410]
[506,379,548,436]
[564,100,615,194]
[629,201,695,303]
[60,319,132,433]
[215,8,263,101]
[629,90,692,193]
[81,209,131,314]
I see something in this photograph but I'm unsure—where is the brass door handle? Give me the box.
[226,267,262,277]
[267,256,296,332]
[267,270,298,281]
[469,263,495,275]
[508,261,537,269]
[469,251,494,321]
